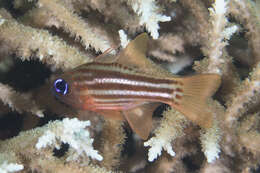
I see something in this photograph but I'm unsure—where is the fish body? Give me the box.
[54,62,183,111]
[52,33,221,139]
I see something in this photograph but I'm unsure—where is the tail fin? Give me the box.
[172,74,221,128]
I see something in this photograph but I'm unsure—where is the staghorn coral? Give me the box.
[144,108,189,162]
[0,0,260,172]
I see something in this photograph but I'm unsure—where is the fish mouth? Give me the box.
[51,87,79,109]
[51,87,65,104]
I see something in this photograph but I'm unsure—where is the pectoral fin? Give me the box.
[122,103,159,140]
[95,110,124,121]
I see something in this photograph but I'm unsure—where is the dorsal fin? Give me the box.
[116,33,172,77]
[120,33,148,62]
[94,47,117,63]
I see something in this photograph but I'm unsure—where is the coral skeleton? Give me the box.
[200,118,221,163]
[35,118,103,161]
[0,153,24,173]
[127,0,171,39]
[144,108,188,162]
[0,83,44,117]
[0,0,260,172]
[119,30,130,48]
[0,162,23,173]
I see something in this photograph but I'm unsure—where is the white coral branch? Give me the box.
[200,119,221,163]
[144,108,188,162]
[36,118,103,161]
[206,0,238,74]
[118,29,130,48]
[225,62,260,126]
[127,0,171,39]
[0,83,44,117]
[0,14,5,25]
[222,25,239,40]
[0,15,91,70]
[35,0,112,52]
[0,162,23,173]
[0,154,23,173]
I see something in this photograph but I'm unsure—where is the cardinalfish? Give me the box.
[52,33,221,140]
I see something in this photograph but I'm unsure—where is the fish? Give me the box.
[51,33,221,140]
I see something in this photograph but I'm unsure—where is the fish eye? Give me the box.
[54,78,68,95]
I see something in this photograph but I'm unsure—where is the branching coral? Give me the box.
[127,0,171,39]
[144,108,188,162]
[0,0,260,172]
[30,0,114,53]
[200,118,221,163]
[0,153,24,173]
[0,118,114,173]
[204,0,238,74]
[35,118,103,162]
[0,83,43,117]
[0,11,91,70]
[225,62,260,127]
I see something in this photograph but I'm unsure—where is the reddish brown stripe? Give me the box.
[176,88,183,92]
[176,95,182,99]
[73,65,179,85]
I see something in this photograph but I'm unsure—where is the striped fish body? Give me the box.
[54,62,184,112]
[52,33,221,139]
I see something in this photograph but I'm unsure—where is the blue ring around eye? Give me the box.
[54,78,68,95]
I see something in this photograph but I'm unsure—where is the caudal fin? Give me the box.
[172,74,221,128]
